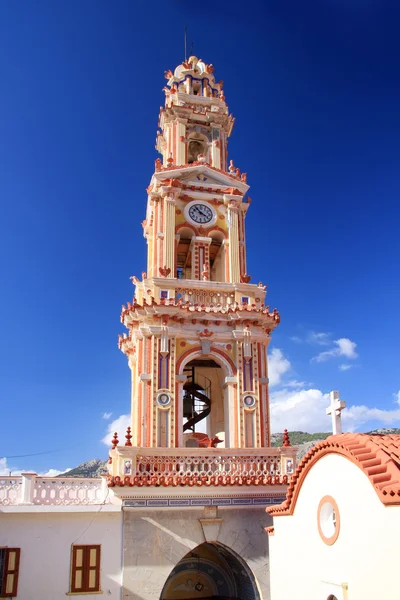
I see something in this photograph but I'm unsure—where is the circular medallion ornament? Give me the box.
[243,395,256,408]
[157,392,171,407]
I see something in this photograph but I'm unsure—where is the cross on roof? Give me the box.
[326,390,346,435]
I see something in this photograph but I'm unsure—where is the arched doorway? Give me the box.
[160,542,260,600]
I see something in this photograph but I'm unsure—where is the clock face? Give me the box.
[188,203,214,224]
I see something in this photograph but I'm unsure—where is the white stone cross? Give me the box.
[326,390,346,435]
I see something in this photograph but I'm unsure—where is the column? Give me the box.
[177,120,186,165]
[163,193,177,277]
[226,198,240,283]
[223,377,238,448]
[190,237,212,280]
[211,140,221,170]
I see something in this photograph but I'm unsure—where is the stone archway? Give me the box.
[160,542,260,600]
[176,347,237,447]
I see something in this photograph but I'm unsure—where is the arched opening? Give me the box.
[187,133,208,164]
[160,542,260,600]
[209,230,226,282]
[176,227,195,279]
[177,347,236,448]
[182,356,225,446]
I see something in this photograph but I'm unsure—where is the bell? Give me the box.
[183,391,194,419]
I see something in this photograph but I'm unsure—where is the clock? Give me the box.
[187,202,215,224]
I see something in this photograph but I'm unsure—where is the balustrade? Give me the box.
[175,287,235,308]
[108,449,294,487]
[0,475,108,506]
[0,477,22,505]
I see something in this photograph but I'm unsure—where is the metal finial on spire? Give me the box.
[185,25,190,61]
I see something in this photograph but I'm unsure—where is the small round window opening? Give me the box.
[317,495,340,545]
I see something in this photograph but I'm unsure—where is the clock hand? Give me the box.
[196,207,208,217]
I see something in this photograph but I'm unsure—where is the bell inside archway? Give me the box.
[183,390,194,419]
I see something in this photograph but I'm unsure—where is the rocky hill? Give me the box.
[61,428,400,478]
[61,459,107,478]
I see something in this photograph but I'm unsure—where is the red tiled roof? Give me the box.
[267,433,400,516]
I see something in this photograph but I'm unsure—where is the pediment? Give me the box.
[154,164,249,195]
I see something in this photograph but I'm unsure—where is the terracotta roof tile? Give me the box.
[267,433,400,516]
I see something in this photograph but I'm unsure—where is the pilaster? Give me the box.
[225,196,241,283]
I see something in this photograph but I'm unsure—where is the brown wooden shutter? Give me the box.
[85,545,100,592]
[3,548,20,598]
[70,545,85,593]
[70,545,100,593]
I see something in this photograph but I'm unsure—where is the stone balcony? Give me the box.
[107,445,297,491]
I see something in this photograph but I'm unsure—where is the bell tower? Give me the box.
[117,56,281,451]
[110,56,296,600]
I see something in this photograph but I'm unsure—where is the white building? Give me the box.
[267,432,400,600]
[0,475,122,598]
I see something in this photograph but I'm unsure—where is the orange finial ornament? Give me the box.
[283,429,291,447]
[125,426,132,447]
[111,432,119,450]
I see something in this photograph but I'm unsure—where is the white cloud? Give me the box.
[313,337,358,363]
[339,364,353,372]
[0,458,71,477]
[270,387,400,434]
[290,331,331,345]
[270,388,329,432]
[308,331,331,346]
[0,458,18,476]
[40,468,71,477]
[102,412,113,420]
[268,348,291,387]
[285,380,308,389]
[394,391,400,407]
[102,414,130,445]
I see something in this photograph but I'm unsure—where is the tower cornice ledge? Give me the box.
[153,164,249,195]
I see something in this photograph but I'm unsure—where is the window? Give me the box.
[317,496,340,545]
[70,545,101,594]
[0,548,20,597]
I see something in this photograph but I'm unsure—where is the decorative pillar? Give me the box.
[190,237,212,280]
[225,197,241,283]
[163,192,177,277]
[223,377,238,448]
[211,140,221,170]
[175,374,187,447]
[21,473,36,505]
[177,120,187,165]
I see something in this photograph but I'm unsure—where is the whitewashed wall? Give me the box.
[0,509,122,600]
[269,454,400,600]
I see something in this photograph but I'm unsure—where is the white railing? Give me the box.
[0,474,108,506]
[175,287,235,308]
[0,477,23,505]
[33,478,107,506]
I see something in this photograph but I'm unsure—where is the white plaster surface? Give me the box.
[122,507,273,600]
[0,510,122,599]
[269,453,400,600]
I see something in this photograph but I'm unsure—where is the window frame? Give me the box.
[317,495,341,546]
[0,547,21,598]
[70,544,101,594]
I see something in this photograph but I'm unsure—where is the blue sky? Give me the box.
[1,1,399,475]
